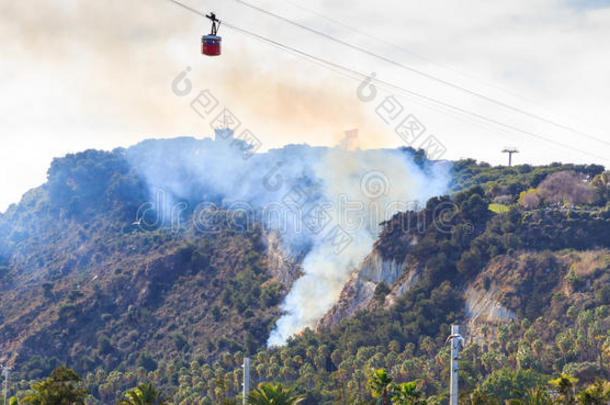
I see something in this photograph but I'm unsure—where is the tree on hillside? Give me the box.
[505,387,552,405]
[549,374,578,404]
[591,172,610,204]
[368,369,393,405]
[391,381,426,405]
[458,391,500,405]
[374,282,391,306]
[519,171,599,208]
[576,379,610,405]
[540,171,596,205]
[21,366,88,405]
[456,186,491,226]
[518,188,542,209]
[541,171,596,207]
[116,382,168,405]
[480,369,545,401]
[246,382,305,405]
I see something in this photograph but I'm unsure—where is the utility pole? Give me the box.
[447,325,464,405]
[242,357,250,405]
[502,147,519,167]
[2,367,10,405]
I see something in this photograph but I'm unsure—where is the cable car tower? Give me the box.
[202,12,222,56]
[502,147,519,167]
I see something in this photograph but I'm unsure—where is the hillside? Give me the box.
[0,138,608,403]
[0,144,303,377]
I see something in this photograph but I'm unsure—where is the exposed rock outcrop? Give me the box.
[264,231,302,288]
[316,251,420,330]
[464,284,516,344]
[384,260,420,309]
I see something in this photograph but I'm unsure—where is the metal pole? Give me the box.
[2,368,9,405]
[242,357,250,405]
[508,152,512,167]
[448,325,463,405]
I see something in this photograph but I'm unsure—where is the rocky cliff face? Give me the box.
[383,258,420,309]
[264,230,302,288]
[315,242,519,335]
[462,250,608,343]
[463,284,516,345]
[316,250,421,330]
[317,245,610,341]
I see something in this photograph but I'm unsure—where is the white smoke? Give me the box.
[266,148,449,345]
[126,135,450,346]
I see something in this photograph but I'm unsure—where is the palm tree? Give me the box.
[368,369,393,405]
[247,382,305,405]
[507,387,552,405]
[458,391,500,405]
[22,366,88,405]
[117,382,168,405]
[391,381,426,405]
[549,374,578,405]
[576,379,610,405]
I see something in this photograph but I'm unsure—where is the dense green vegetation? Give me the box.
[0,143,608,404]
[7,365,609,404]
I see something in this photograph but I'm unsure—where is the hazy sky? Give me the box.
[1,0,610,212]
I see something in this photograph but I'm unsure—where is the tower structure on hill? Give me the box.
[502,147,519,167]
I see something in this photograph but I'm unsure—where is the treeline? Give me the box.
[5,364,609,404]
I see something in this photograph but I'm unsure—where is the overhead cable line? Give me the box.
[231,0,610,149]
[284,0,531,101]
[165,0,609,163]
[285,0,606,139]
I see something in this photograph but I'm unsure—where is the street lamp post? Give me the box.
[447,325,464,405]
[1,367,10,405]
[242,357,250,405]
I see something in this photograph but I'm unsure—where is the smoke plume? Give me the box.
[266,147,449,345]
[126,135,450,346]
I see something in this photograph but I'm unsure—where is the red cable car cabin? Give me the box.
[202,35,221,56]
[202,12,222,56]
